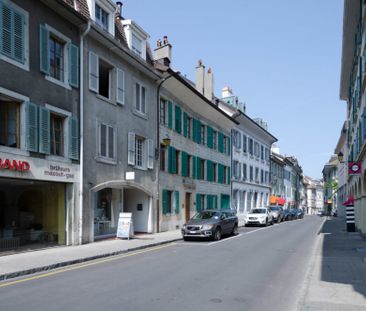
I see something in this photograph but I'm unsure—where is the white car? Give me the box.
[245,208,274,226]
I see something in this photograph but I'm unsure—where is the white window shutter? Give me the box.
[128,132,136,166]
[147,139,154,169]
[116,68,125,105]
[89,51,99,93]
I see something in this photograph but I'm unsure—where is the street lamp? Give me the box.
[337,151,344,163]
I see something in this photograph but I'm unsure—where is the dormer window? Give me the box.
[95,3,108,32]
[132,34,142,56]
[121,20,149,61]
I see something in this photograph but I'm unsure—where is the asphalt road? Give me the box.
[0,215,324,311]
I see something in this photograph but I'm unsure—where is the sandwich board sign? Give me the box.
[117,212,134,239]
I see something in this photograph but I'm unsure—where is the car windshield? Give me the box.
[250,209,267,214]
[270,206,279,211]
[192,211,219,220]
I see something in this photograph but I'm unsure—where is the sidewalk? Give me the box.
[0,230,182,281]
[299,217,366,311]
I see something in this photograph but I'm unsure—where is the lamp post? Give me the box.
[337,151,344,163]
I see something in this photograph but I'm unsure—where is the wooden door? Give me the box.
[185,192,191,222]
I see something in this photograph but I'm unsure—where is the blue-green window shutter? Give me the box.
[207,195,213,209]
[69,117,79,160]
[218,164,224,184]
[39,106,50,154]
[181,151,188,177]
[213,195,218,209]
[168,146,177,174]
[206,160,212,182]
[175,191,180,214]
[174,105,182,134]
[40,24,49,74]
[162,190,168,215]
[25,102,38,152]
[227,167,231,184]
[183,112,188,137]
[196,194,202,212]
[196,157,202,179]
[192,156,197,179]
[227,136,231,155]
[207,126,213,148]
[69,43,79,88]
[197,120,202,144]
[192,118,197,142]
[218,132,224,153]
[168,101,173,129]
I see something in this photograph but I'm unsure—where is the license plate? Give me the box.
[189,231,197,234]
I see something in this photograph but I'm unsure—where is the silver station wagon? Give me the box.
[181,210,238,241]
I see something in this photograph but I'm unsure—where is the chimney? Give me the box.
[195,60,205,95]
[221,86,233,99]
[204,67,214,100]
[153,35,172,67]
[115,2,123,19]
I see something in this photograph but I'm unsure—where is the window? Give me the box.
[163,190,179,215]
[166,191,172,214]
[243,163,247,180]
[213,130,217,150]
[261,145,264,160]
[95,3,109,32]
[249,166,253,181]
[99,59,112,98]
[233,130,241,149]
[132,33,142,57]
[201,124,205,145]
[265,171,269,184]
[223,136,227,153]
[223,166,227,184]
[0,0,29,70]
[188,155,192,177]
[40,25,78,88]
[160,144,165,171]
[200,194,205,211]
[128,133,153,169]
[0,101,20,148]
[160,98,167,125]
[175,150,180,174]
[243,135,247,153]
[135,82,146,114]
[254,142,259,158]
[98,123,116,161]
[50,113,64,156]
[200,159,205,180]
[261,169,264,184]
[213,163,217,182]
[249,138,253,155]
[255,167,259,182]
[135,136,145,167]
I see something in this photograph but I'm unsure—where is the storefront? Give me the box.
[0,152,79,254]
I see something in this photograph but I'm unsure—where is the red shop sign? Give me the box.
[0,158,30,172]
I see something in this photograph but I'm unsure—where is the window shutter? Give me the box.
[196,194,202,212]
[196,157,202,179]
[0,3,11,57]
[218,164,224,184]
[183,112,188,137]
[147,139,154,169]
[206,160,212,182]
[227,167,231,184]
[206,195,212,209]
[162,190,168,215]
[181,151,188,177]
[175,191,179,214]
[168,146,176,174]
[39,24,50,74]
[69,116,79,160]
[227,136,231,155]
[197,120,202,144]
[174,105,182,134]
[128,132,135,165]
[89,51,99,93]
[218,132,224,153]
[25,102,38,152]
[38,106,50,154]
[13,9,24,63]
[168,100,173,129]
[68,43,79,88]
[207,126,213,149]
[192,119,197,142]
[116,68,125,105]
[192,156,197,179]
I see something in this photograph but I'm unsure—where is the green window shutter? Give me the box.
[192,118,197,142]
[213,195,218,209]
[207,126,213,149]
[207,195,213,209]
[168,101,173,129]
[69,43,79,88]
[196,157,201,179]
[174,105,182,134]
[168,146,177,174]
[218,164,224,184]
[218,132,224,153]
[162,190,168,215]
[25,102,38,152]
[227,136,231,155]
[39,106,50,154]
[39,24,50,74]
[183,112,188,137]
[197,120,202,144]
[192,156,197,179]
[175,191,180,214]
[227,167,231,184]
[69,117,79,160]
[181,151,188,177]
[196,194,202,212]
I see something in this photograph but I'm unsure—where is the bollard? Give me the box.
[346,205,355,232]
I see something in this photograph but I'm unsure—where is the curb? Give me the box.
[0,237,182,282]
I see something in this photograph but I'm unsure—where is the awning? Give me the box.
[270,196,286,205]
[277,198,286,205]
[343,195,354,206]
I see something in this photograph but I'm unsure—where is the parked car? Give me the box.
[297,208,304,219]
[269,205,284,223]
[282,208,292,221]
[290,208,299,220]
[317,210,324,217]
[245,208,274,227]
[181,210,238,241]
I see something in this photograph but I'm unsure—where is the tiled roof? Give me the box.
[61,0,90,18]
[114,18,128,48]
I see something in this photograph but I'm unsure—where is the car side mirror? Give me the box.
[221,215,226,220]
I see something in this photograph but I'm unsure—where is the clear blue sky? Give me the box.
[123,0,345,180]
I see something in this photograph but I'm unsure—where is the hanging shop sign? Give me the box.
[348,162,362,175]
[0,158,30,172]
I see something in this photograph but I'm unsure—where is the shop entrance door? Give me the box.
[185,193,191,222]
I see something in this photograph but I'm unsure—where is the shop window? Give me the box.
[0,101,20,148]
[94,188,118,237]
[50,113,64,156]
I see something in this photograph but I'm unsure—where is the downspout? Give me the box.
[156,72,174,232]
[79,21,91,245]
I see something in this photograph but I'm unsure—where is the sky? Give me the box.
[122,0,345,180]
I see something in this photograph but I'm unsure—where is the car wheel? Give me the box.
[232,224,238,236]
[183,236,189,241]
[271,219,274,225]
[213,227,222,241]
[264,218,268,227]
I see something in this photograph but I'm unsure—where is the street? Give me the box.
[0,216,324,311]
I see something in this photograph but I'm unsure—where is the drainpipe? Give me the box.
[156,72,174,232]
[78,21,91,245]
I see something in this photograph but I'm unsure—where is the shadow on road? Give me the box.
[320,217,366,298]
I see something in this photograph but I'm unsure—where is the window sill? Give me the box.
[133,110,148,120]
[0,146,29,157]
[96,94,115,105]
[45,75,72,90]
[45,155,72,164]
[134,165,147,171]
[96,157,117,165]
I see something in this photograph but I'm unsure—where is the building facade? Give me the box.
[270,152,286,207]
[322,155,338,216]
[0,0,85,252]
